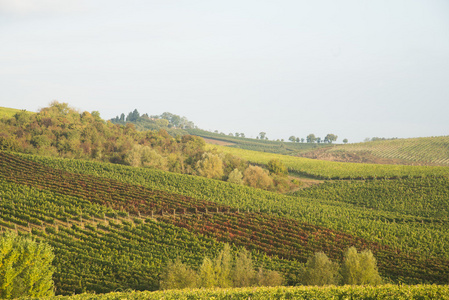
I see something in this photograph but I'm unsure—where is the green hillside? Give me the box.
[1,104,449,296]
[0,106,34,119]
[299,136,449,166]
[186,128,331,155]
[2,150,449,295]
[207,144,449,179]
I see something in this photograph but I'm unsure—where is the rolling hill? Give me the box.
[1,104,449,297]
[297,136,449,166]
[2,150,449,296]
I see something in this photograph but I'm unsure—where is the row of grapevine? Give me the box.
[158,213,449,284]
[328,136,449,166]
[17,151,449,259]
[293,177,449,219]
[205,144,449,179]
[1,179,296,294]
[37,285,449,300]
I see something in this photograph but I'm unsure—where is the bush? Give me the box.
[0,231,55,299]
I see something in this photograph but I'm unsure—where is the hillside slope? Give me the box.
[2,151,449,295]
[298,136,449,166]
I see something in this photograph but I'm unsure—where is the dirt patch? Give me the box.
[202,138,236,146]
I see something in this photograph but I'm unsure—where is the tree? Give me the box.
[213,243,233,288]
[235,133,240,137]
[233,248,255,287]
[289,136,296,142]
[306,134,316,143]
[240,133,245,138]
[159,258,197,289]
[255,268,284,287]
[267,159,288,176]
[316,137,322,144]
[197,257,216,288]
[227,168,243,184]
[341,247,382,285]
[243,165,273,190]
[343,138,348,144]
[324,134,338,144]
[0,231,55,299]
[259,132,267,139]
[302,252,340,286]
[196,152,224,179]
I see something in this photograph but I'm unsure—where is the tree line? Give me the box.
[0,102,299,193]
[160,244,382,289]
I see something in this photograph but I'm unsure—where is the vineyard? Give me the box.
[17,152,449,259]
[301,136,449,166]
[36,285,449,300]
[186,128,330,155]
[206,144,449,179]
[293,177,449,219]
[1,150,449,296]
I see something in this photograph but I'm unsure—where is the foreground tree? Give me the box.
[0,231,55,299]
[341,247,382,285]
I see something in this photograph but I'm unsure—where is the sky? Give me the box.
[1,0,448,143]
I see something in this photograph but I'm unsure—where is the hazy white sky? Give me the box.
[1,0,448,142]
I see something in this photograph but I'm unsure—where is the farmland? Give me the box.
[1,149,449,295]
[207,144,449,179]
[299,136,449,166]
[1,106,449,297]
